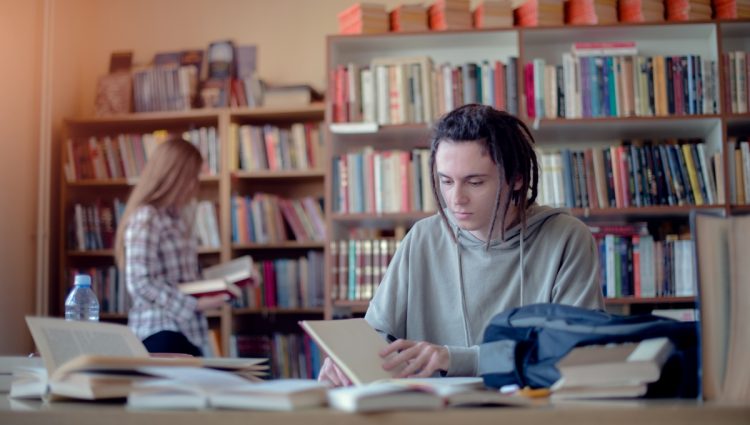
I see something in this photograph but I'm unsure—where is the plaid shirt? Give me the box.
[124,205,207,350]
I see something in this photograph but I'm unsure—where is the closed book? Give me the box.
[552,337,674,391]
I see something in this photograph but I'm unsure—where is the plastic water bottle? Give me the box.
[64,274,100,321]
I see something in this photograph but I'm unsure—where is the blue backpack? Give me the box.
[478,303,698,397]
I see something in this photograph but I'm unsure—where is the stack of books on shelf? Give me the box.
[237,251,325,309]
[332,148,438,214]
[231,195,325,244]
[330,56,518,125]
[514,0,565,26]
[525,42,719,119]
[191,200,221,249]
[428,0,473,30]
[228,122,324,172]
[330,239,399,302]
[68,266,130,314]
[618,0,665,22]
[535,140,723,210]
[338,3,389,35]
[68,199,124,252]
[728,137,750,205]
[666,0,713,20]
[589,223,696,299]
[473,0,514,28]
[713,0,750,19]
[65,128,220,181]
[389,4,428,32]
[566,0,618,24]
[231,333,322,379]
[723,51,750,115]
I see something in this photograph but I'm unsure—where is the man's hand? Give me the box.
[317,357,352,387]
[380,339,450,378]
[195,294,230,311]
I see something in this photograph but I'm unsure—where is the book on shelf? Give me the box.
[692,212,750,403]
[13,317,267,401]
[180,255,255,298]
[550,337,674,400]
[260,83,324,108]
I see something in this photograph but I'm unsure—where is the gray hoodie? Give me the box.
[364,204,605,376]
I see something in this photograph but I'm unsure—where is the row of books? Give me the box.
[132,65,197,113]
[64,127,220,181]
[526,53,719,119]
[234,252,325,309]
[331,56,519,124]
[231,333,322,379]
[536,141,722,209]
[329,239,400,302]
[68,267,130,314]
[227,122,324,172]
[332,148,438,214]
[591,224,696,298]
[723,51,750,115]
[230,195,326,244]
[191,201,221,249]
[729,137,750,204]
[68,198,220,251]
[68,199,125,251]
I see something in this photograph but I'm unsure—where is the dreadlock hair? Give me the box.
[429,104,539,250]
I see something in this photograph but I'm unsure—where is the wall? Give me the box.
[69,0,407,116]
[1,0,419,352]
[0,0,43,354]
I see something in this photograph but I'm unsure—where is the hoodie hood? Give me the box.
[445,204,570,250]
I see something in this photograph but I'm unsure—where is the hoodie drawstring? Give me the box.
[455,228,471,347]
[519,227,525,307]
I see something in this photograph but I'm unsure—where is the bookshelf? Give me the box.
[59,104,326,367]
[323,20,750,315]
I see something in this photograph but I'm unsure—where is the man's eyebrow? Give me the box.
[437,172,489,179]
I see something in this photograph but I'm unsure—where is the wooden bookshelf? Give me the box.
[323,20,750,316]
[59,106,326,359]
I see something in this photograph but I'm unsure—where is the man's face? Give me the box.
[436,140,509,242]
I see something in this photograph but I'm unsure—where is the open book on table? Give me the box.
[179,255,254,298]
[550,337,674,400]
[299,319,541,412]
[12,317,267,400]
[127,372,328,411]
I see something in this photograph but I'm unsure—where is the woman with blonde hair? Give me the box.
[115,137,228,356]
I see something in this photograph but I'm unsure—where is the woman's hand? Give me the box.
[195,294,230,311]
[380,339,450,378]
[317,357,352,387]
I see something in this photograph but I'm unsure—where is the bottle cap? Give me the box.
[74,274,92,287]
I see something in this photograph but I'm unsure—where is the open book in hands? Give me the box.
[12,317,267,401]
[299,319,541,412]
[179,255,254,298]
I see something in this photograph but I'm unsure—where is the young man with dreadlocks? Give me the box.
[319,104,605,386]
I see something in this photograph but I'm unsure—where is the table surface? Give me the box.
[2,396,749,425]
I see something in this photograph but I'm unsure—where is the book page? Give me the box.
[300,318,402,385]
[25,317,149,376]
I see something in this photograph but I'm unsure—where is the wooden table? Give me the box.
[2,396,749,425]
